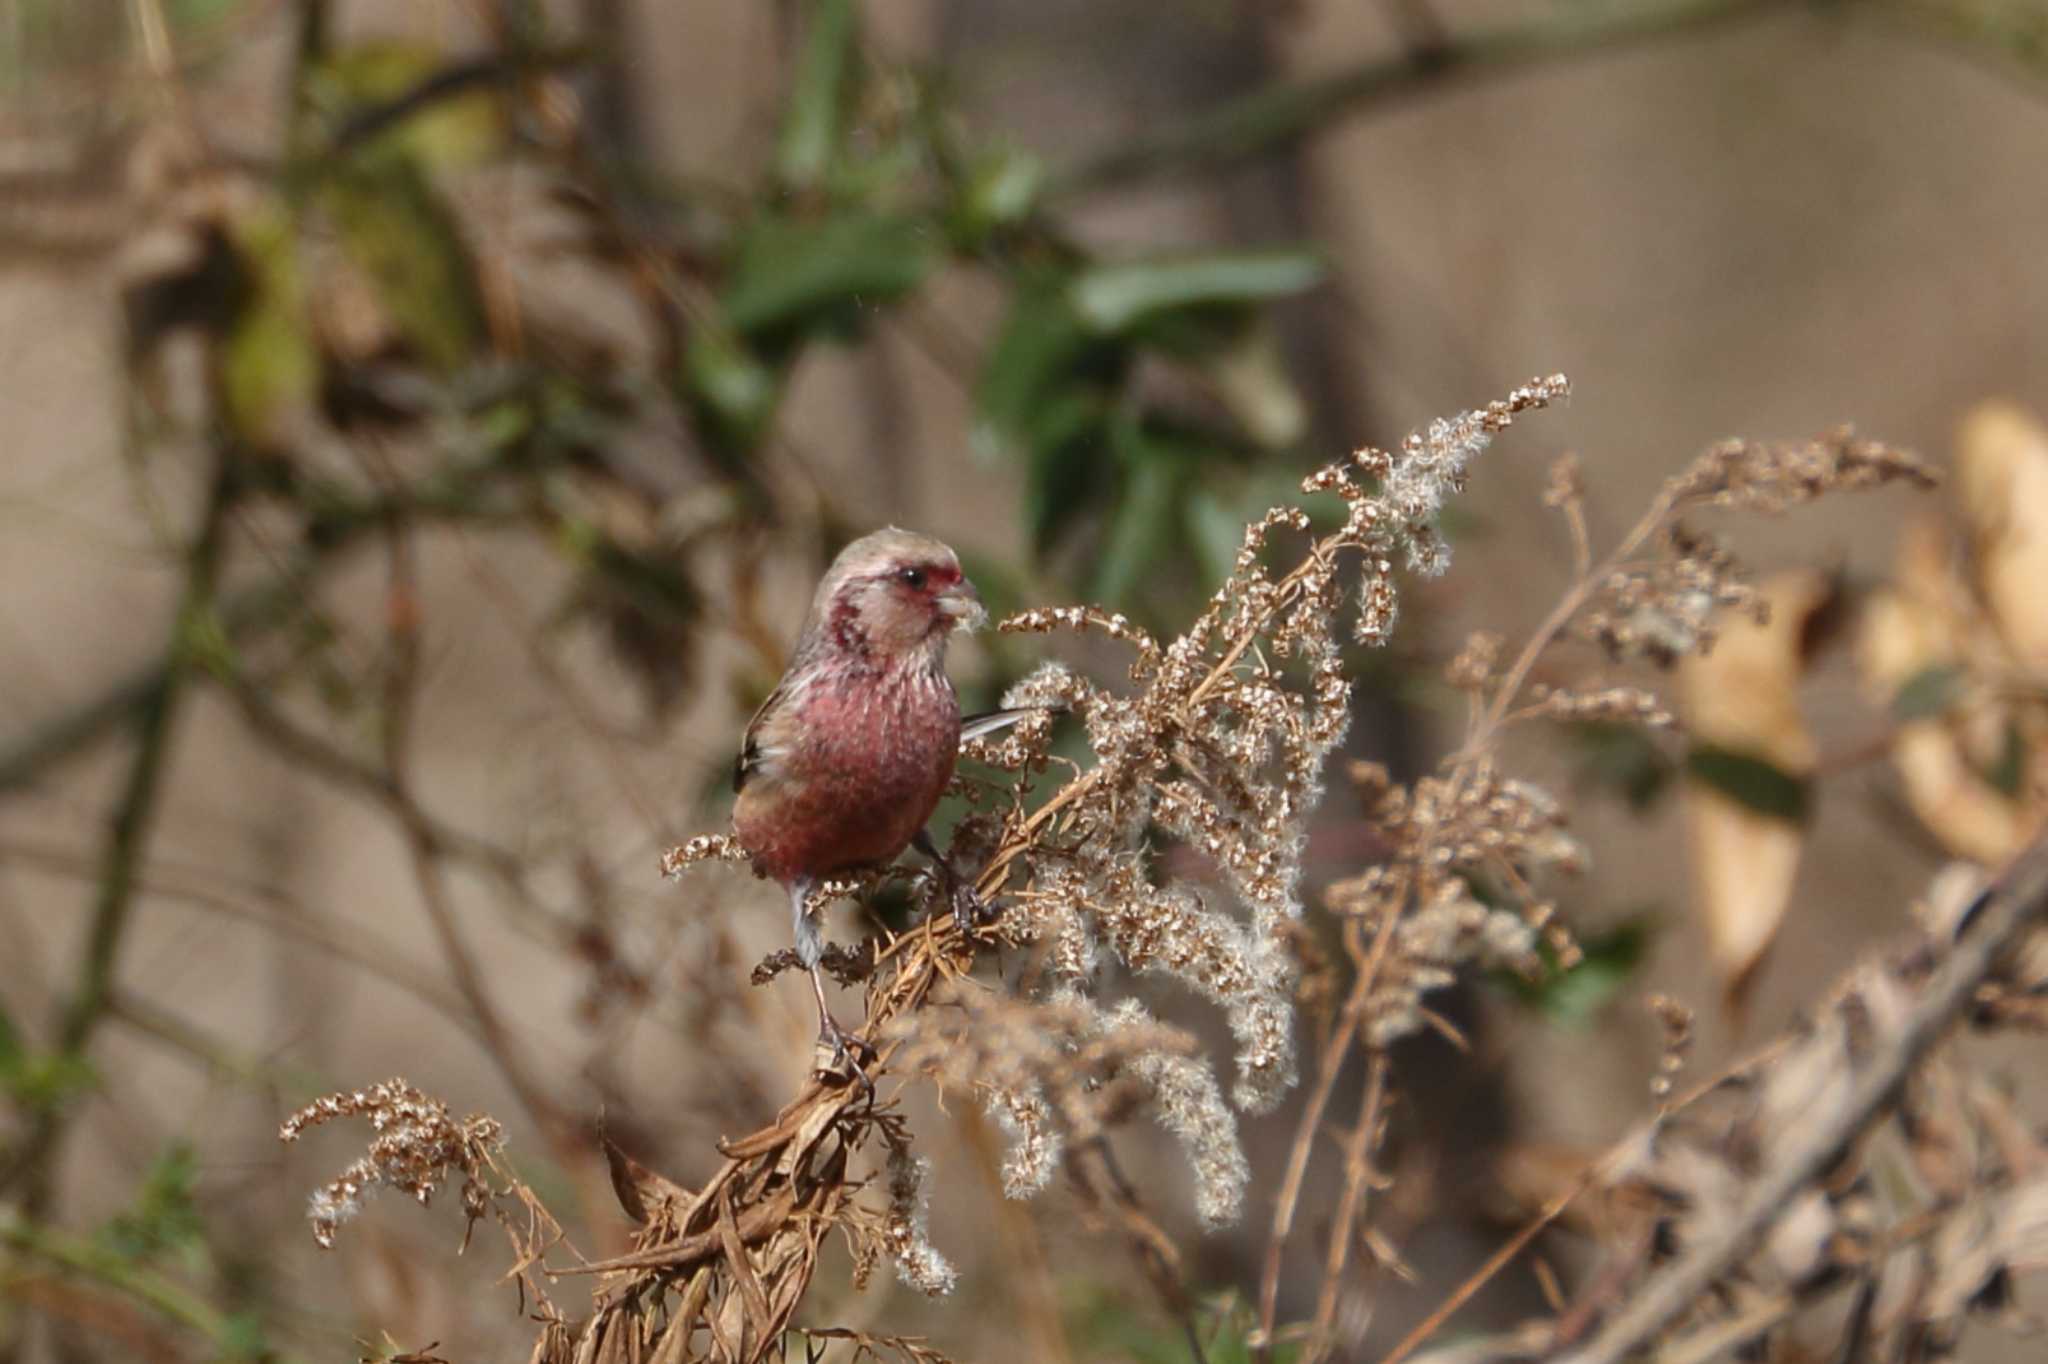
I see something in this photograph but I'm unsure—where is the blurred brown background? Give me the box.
[2,0,2045,1359]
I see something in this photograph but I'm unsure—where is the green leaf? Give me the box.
[722,212,933,339]
[1985,721,2027,798]
[1070,1287,1293,1364]
[176,604,236,680]
[1068,248,1324,334]
[1093,421,1185,604]
[1020,390,1113,551]
[216,1313,270,1362]
[953,144,1045,243]
[322,159,485,372]
[168,0,236,27]
[683,318,780,450]
[1187,487,1247,592]
[0,1047,97,1112]
[98,1143,203,1263]
[220,202,321,451]
[1892,664,1965,720]
[776,0,858,190]
[1501,917,1652,1027]
[1685,744,1810,822]
[1200,321,1307,449]
[972,275,1109,460]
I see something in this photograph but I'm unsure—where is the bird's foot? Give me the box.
[913,829,999,939]
[814,1013,877,1095]
[948,877,991,937]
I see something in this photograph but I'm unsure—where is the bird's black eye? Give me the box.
[897,565,927,590]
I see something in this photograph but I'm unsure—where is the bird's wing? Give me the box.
[734,681,790,794]
[959,705,1061,742]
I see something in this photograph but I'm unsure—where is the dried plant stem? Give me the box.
[1554,831,2048,1364]
[1382,1031,1806,1362]
[1305,1051,1390,1358]
[1378,1167,1597,1364]
[452,533,675,844]
[1255,910,1400,1360]
[377,510,573,1152]
[1465,485,1677,754]
[396,825,567,1142]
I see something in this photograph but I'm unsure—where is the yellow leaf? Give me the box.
[1955,401,2048,672]
[1857,504,2043,865]
[1679,569,1831,1016]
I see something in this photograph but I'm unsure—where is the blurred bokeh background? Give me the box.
[2,0,2046,1359]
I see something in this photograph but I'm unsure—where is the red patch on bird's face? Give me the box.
[825,557,970,656]
[886,559,959,601]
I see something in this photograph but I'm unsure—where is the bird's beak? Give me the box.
[938,578,985,632]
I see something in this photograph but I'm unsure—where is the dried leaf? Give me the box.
[1679,569,1832,1013]
[605,1138,692,1225]
[1955,401,2048,671]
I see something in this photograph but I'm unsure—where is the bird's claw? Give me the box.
[814,1014,877,1096]
[949,879,990,937]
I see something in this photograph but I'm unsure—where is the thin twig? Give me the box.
[1254,909,1399,1361]
[1047,0,1783,196]
[1304,1052,1390,1361]
[0,441,558,796]
[0,454,238,1200]
[0,837,476,1037]
[1378,1164,1598,1364]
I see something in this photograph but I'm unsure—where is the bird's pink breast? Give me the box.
[732,662,960,883]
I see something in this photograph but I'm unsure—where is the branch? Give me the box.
[0,441,547,797]
[327,47,584,155]
[0,455,238,1198]
[1046,0,1784,197]
[1553,831,2048,1364]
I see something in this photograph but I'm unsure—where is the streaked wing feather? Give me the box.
[733,681,788,793]
[960,705,1061,742]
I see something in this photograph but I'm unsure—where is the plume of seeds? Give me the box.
[278,1078,504,1249]
[981,377,1572,1133]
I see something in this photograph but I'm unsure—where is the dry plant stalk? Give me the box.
[278,382,1955,1364]
[1259,424,1935,1362]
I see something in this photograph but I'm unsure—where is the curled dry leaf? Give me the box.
[1678,568,1833,1014]
[1857,404,2048,865]
[1954,400,2048,672]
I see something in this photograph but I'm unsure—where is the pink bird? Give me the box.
[731,529,1019,1070]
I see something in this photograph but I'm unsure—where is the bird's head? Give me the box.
[809,528,983,662]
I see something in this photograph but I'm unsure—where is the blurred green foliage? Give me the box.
[1496,916,1655,1027]
[1071,1286,1296,1364]
[1567,721,1676,813]
[97,1144,205,1267]
[1684,744,1810,823]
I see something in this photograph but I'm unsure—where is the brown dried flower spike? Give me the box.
[279,1078,505,1249]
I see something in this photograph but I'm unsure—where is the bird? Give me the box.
[730,528,1024,1073]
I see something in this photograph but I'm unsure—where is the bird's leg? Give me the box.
[911,829,988,936]
[790,879,873,1089]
